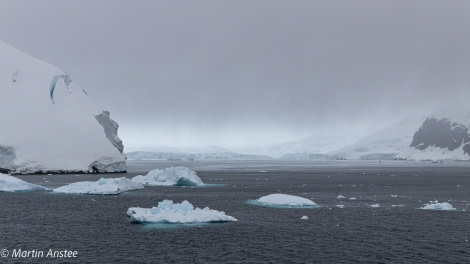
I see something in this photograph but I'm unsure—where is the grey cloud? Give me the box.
[1,0,469,148]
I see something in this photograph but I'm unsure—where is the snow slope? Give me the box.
[329,116,426,160]
[235,134,357,159]
[0,40,125,173]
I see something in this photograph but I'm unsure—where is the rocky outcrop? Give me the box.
[410,117,470,155]
[95,111,124,154]
[0,145,15,173]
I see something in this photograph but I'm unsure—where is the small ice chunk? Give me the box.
[0,173,47,192]
[127,199,237,223]
[335,205,345,208]
[336,195,346,199]
[420,200,456,211]
[132,166,203,186]
[370,203,380,208]
[53,177,144,195]
[300,216,308,220]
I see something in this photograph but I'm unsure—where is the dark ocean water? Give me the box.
[1,160,470,263]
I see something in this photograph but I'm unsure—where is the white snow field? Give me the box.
[127,200,237,224]
[248,193,318,208]
[53,177,144,195]
[131,166,204,186]
[329,116,426,160]
[0,40,125,173]
[420,201,456,211]
[0,173,47,192]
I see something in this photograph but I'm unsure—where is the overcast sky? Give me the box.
[1,0,469,150]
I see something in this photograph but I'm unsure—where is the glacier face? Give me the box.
[0,40,126,173]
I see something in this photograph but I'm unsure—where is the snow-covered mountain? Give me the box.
[329,107,470,161]
[396,107,470,161]
[234,134,357,159]
[328,116,426,160]
[0,40,125,173]
[126,134,356,161]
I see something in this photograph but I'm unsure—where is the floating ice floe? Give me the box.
[0,173,47,192]
[53,177,144,195]
[247,194,317,208]
[336,195,346,199]
[127,199,237,224]
[370,203,380,208]
[300,215,309,220]
[420,200,456,211]
[131,166,204,186]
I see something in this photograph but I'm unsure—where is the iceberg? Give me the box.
[131,166,204,186]
[420,201,456,211]
[247,194,317,208]
[0,40,126,174]
[0,173,47,192]
[127,200,237,224]
[53,177,143,195]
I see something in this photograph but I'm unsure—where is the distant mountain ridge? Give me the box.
[126,108,470,162]
[126,151,272,161]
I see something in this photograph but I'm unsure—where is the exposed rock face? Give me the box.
[0,145,16,173]
[95,111,124,154]
[410,118,470,155]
